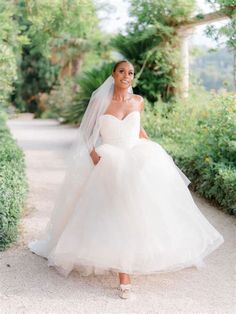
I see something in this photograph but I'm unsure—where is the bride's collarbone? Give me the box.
[106,97,141,116]
[106,94,143,118]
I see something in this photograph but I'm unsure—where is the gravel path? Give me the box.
[1,116,235,314]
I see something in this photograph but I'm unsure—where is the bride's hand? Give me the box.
[90,147,101,165]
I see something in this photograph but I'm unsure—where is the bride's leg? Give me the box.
[118,272,131,284]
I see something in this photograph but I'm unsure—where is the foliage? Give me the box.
[206,0,236,49]
[142,91,236,214]
[0,1,26,112]
[40,77,75,120]
[111,0,196,102]
[0,2,28,249]
[12,46,60,114]
[11,0,103,115]
[0,112,28,251]
[62,63,114,124]
[17,0,99,57]
[128,0,196,29]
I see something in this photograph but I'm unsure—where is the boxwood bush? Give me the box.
[143,91,236,215]
[0,112,28,250]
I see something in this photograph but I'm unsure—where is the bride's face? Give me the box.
[112,62,134,89]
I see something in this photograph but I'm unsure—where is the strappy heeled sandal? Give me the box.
[118,283,132,299]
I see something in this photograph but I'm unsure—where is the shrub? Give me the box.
[143,91,236,214]
[40,77,75,120]
[62,62,114,124]
[0,112,28,250]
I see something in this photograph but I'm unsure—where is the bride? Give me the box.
[28,60,224,299]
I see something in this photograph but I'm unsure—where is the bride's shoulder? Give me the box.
[132,94,144,110]
[132,94,143,101]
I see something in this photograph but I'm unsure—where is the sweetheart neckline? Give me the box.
[100,110,140,121]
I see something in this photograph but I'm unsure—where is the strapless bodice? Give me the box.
[98,111,140,148]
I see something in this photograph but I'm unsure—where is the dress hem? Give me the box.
[38,235,225,278]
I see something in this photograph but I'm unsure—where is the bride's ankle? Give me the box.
[118,272,131,285]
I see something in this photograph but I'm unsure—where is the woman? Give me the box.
[28,60,224,299]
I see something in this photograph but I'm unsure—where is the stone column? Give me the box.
[177,26,195,98]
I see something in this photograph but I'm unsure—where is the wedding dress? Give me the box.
[28,110,224,277]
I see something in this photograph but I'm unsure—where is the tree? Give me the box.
[0,1,27,111]
[112,0,196,102]
[206,1,235,49]
[11,0,102,114]
[206,0,235,86]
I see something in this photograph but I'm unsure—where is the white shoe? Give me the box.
[118,284,132,299]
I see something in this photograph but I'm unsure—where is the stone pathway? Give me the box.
[0,117,235,314]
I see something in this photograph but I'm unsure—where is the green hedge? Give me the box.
[166,147,236,215]
[143,91,236,215]
[0,112,28,251]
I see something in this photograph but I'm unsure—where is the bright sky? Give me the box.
[96,0,228,47]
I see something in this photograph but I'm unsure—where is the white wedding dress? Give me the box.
[28,110,224,277]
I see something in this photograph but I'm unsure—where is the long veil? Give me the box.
[28,75,133,257]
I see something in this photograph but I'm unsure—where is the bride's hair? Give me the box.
[113,60,134,73]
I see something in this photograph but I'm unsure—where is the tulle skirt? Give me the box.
[28,138,224,277]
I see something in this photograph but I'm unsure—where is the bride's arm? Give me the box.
[90,147,101,165]
[139,127,149,139]
[139,96,149,139]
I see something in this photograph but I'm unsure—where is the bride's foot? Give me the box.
[118,272,133,299]
[118,283,132,299]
